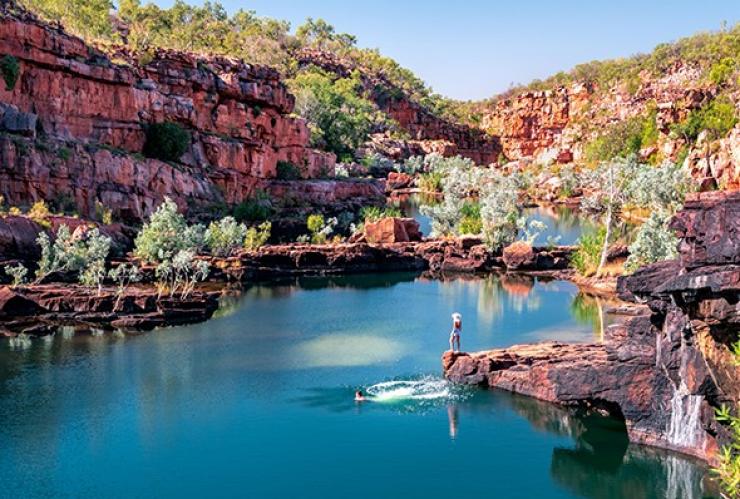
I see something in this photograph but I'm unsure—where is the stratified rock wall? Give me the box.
[296,49,502,165]
[0,4,385,221]
[444,191,740,463]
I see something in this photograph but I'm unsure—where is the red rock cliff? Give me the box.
[0,4,389,222]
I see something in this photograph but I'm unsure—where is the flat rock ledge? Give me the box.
[0,285,220,334]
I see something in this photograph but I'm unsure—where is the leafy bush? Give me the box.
[276,161,302,180]
[0,55,19,91]
[143,122,190,162]
[244,222,272,250]
[584,111,658,162]
[154,250,210,299]
[418,171,444,193]
[27,200,51,226]
[708,57,737,85]
[289,67,384,158]
[571,227,606,277]
[4,263,28,287]
[305,214,337,244]
[205,216,247,257]
[35,224,111,288]
[134,197,204,264]
[233,191,272,222]
[625,212,679,272]
[458,201,482,235]
[671,96,738,143]
[108,263,142,307]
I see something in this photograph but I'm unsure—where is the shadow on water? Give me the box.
[495,391,712,499]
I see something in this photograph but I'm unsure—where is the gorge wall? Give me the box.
[481,65,740,187]
[296,49,502,165]
[0,3,386,222]
[444,190,740,463]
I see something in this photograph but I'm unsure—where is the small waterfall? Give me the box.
[666,381,704,450]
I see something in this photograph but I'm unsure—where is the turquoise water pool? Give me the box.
[0,273,709,498]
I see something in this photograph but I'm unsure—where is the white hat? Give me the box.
[451,312,462,321]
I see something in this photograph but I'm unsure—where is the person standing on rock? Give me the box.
[449,312,462,352]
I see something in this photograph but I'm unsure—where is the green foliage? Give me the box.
[276,161,302,180]
[458,201,482,235]
[233,191,272,222]
[133,197,204,264]
[34,224,111,287]
[625,212,679,272]
[154,249,210,299]
[205,216,247,257]
[714,403,740,497]
[27,200,52,227]
[289,67,383,158]
[108,263,142,294]
[4,263,28,287]
[244,221,272,251]
[584,111,658,162]
[304,213,337,244]
[572,227,607,277]
[486,22,740,100]
[671,96,738,143]
[418,171,444,193]
[94,200,114,225]
[709,57,737,85]
[0,55,20,91]
[360,205,401,223]
[21,0,114,40]
[143,122,190,162]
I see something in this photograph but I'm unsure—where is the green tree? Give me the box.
[133,197,204,264]
[289,68,384,160]
[21,0,115,40]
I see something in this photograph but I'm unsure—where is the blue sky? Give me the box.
[153,0,739,100]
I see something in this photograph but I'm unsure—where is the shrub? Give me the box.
[584,112,657,162]
[154,250,210,299]
[35,224,111,288]
[4,263,28,287]
[205,216,247,256]
[143,122,190,162]
[95,200,113,225]
[289,67,384,158]
[305,214,337,244]
[233,191,272,222]
[27,200,51,226]
[708,57,737,86]
[625,212,679,272]
[418,171,444,193]
[572,227,606,277]
[458,201,482,235]
[134,197,204,264]
[0,55,19,91]
[671,96,738,144]
[276,161,302,180]
[108,263,142,307]
[244,222,272,251]
[714,401,740,497]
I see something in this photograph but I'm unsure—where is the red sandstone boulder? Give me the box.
[386,171,414,191]
[502,241,536,270]
[364,217,422,244]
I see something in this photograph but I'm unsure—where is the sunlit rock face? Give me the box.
[444,191,740,463]
[0,3,356,222]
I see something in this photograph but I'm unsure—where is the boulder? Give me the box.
[364,217,422,244]
[502,241,536,270]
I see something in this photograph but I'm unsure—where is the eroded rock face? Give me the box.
[0,284,220,333]
[364,217,421,244]
[444,191,740,463]
[297,49,501,165]
[0,4,346,221]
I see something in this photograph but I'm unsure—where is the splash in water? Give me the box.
[364,376,465,404]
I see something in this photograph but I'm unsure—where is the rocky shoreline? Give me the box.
[442,191,740,464]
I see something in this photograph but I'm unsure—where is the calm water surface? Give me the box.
[399,194,634,245]
[0,273,709,498]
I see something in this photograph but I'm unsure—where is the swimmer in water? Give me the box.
[449,312,462,353]
[355,390,366,402]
